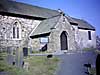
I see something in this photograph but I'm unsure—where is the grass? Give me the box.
[95,50,100,54]
[0,51,60,75]
[83,47,96,51]
[24,56,59,75]
[31,50,52,53]
[89,67,96,75]
[0,52,9,72]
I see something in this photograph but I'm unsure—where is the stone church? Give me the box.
[0,0,96,54]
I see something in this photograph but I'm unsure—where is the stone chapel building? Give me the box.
[0,0,96,54]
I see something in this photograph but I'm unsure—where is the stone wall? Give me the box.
[30,38,41,51]
[0,14,41,49]
[48,15,76,52]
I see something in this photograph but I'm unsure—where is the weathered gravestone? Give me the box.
[23,47,28,56]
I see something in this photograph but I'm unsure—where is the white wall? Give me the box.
[72,24,96,49]
[78,29,96,49]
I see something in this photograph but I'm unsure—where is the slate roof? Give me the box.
[66,16,78,25]
[71,18,95,30]
[66,16,95,30]
[0,0,60,18]
[30,15,61,37]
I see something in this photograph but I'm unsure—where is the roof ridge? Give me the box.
[50,15,61,29]
[10,0,59,13]
[45,14,61,20]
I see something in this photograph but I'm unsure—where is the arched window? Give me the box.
[12,21,21,39]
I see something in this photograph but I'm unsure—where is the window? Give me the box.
[12,21,21,39]
[88,31,91,40]
[17,27,19,38]
[40,37,49,43]
[13,27,15,38]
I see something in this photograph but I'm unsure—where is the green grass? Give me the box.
[24,56,59,75]
[95,50,100,54]
[89,67,96,75]
[83,47,96,51]
[31,50,52,54]
[0,52,60,75]
[0,52,9,72]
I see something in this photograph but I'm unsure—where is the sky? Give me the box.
[16,0,100,35]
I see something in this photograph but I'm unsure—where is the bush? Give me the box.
[96,35,100,50]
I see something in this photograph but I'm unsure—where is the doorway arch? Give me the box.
[60,31,68,50]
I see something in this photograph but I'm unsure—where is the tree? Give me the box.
[96,35,100,50]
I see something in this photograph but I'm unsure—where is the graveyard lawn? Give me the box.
[23,56,59,75]
[0,54,60,75]
[0,52,8,72]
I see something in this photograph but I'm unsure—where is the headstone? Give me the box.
[15,47,23,67]
[12,61,15,65]
[29,47,32,53]
[15,47,18,66]
[7,47,12,54]
[19,51,23,67]
[23,62,29,71]
[23,47,28,56]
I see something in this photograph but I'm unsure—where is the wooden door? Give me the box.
[60,31,68,50]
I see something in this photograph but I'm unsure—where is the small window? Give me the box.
[13,27,15,38]
[12,21,20,39]
[88,31,91,40]
[40,37,49,43]
[17,27,19,38]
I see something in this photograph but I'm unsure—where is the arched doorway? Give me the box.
[96,54,100,75]
[60,31,68,50]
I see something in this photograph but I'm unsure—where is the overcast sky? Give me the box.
[16,0,100,35]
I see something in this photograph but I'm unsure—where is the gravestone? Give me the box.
[29,47,32,53]
[23,47,28,56]
[7,47,12,54]
[23,62,29,71]
[15,47,23,67]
